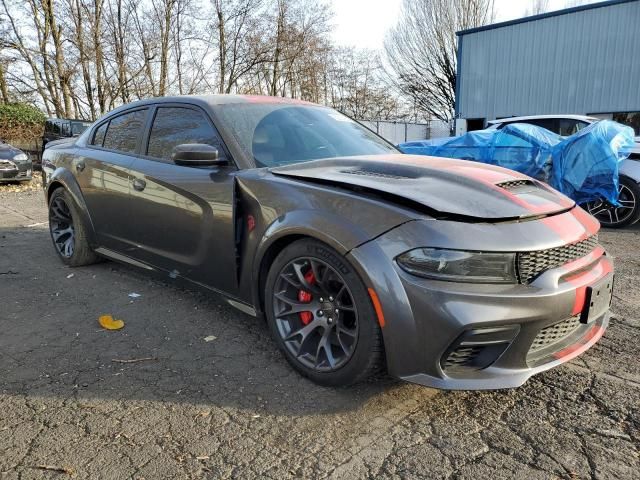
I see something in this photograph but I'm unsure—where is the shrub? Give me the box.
[0,103,46,142]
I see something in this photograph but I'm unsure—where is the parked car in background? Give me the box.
[0,140,33,183]
[42,95,613,390]
[40,118,92,169]
[488,115,640,228]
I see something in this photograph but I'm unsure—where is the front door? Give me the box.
[126,104,239,296]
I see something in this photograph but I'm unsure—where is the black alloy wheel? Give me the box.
[273,256,359,372]
[49,193,75,258]
[585,176,640,228]
[264,239,384,386]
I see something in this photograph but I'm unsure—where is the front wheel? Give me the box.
[584,176,640,228]
[264,239,384,387]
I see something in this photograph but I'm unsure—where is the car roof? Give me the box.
[96,94,318,121]
[47,117,91,122]
[487,114,599,125]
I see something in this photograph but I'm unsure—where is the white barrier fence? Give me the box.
[358,119,452,145]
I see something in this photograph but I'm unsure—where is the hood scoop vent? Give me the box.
[497,179,537,191]
[340,169,410,180]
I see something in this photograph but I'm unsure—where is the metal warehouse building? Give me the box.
[455,0,640,132]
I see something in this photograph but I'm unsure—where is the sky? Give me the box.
[330,0,598,50]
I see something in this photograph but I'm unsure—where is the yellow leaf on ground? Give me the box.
[98,314,125,330]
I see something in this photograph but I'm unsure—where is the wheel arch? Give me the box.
[46,168,98,247]
[255,233,307,315]
[251,210,376,315]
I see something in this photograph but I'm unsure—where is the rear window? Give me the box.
[102,109,147,154]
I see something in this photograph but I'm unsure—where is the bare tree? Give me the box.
[525,0,550,16]
[384,0,495,122]
[325,48,400,120]
[0,0,405,122]
[212,0,272,94]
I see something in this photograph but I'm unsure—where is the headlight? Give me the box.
[13,153,28,162]
[396,248,517,284]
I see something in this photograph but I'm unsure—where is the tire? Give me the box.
[584,176,640,228]
[264,238,384,387]
[48,188,101,266]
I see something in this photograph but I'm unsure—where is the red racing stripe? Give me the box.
[562,254,611,315]
[571,206,600,236]
[553,325,605,360]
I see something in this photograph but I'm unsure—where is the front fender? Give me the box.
[347,239,421,378]
[620,159,640,184]
[46,167,97,247]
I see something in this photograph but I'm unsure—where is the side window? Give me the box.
[523,119,558,133]
[103,109,147,154]
[558,119,588,136]
[61,122,71,136]
[92,122,108,146]
[146,107,225,162]
[53,121,62,135]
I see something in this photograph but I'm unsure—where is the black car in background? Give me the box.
[40,118,92,167]
[0,140,32,183]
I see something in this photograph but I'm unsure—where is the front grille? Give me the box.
[0,160,16,170]
[443,346,483,370]
[528,315,581,356]
[517,235,599,284]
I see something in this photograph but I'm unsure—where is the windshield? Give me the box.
[214,103,397,167]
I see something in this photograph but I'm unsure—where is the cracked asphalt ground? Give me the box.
[1,182,639,480]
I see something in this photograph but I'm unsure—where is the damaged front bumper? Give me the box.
[348,208,612,390]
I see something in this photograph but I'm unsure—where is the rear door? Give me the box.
[127,104,239,295]
[78,108,148,252]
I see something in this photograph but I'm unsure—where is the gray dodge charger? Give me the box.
[42,95,613,389]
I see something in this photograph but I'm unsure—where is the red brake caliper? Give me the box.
[298,269,316,325]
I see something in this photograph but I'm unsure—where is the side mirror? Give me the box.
[171,144,226,166]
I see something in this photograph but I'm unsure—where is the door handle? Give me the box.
[132,178,146,192]
[76,161,85,172]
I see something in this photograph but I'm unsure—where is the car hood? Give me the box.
[270,155,575,221]
[45,137,75,149]
[0,143,22,160]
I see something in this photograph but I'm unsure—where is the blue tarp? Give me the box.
[398,121,635,205]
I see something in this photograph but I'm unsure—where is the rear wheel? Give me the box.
[264,239,384,386]
[48,188,100,266]
[585,176,640,228]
